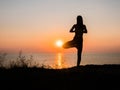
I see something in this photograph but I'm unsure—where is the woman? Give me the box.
[63,15,87,67]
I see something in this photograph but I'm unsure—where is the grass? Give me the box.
[0,51,42,69]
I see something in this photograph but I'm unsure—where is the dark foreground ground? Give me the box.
[0,64,120,90]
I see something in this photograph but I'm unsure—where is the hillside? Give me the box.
[0,64,120,90]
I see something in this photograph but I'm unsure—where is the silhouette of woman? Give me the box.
[63,15,87,67]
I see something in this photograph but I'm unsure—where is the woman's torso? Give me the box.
[73,24,84,41]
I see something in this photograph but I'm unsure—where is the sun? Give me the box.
[55,40,63,47]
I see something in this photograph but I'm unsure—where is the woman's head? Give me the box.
[77,15,83,25]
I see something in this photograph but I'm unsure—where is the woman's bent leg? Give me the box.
[63,40,76,49]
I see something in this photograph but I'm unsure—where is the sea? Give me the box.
[1,52,120,69]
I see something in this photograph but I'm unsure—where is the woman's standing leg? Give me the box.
[77,49,82,67]
[77,40,83,67]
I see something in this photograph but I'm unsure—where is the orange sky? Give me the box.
[0,0,120,53]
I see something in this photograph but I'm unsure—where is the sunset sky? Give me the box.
[0,0,120,53]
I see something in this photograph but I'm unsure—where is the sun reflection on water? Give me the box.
[57,53,62,68]
[54,52,67,69]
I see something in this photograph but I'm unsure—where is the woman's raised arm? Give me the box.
[83,25,87,33]
[70,25,75,32]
